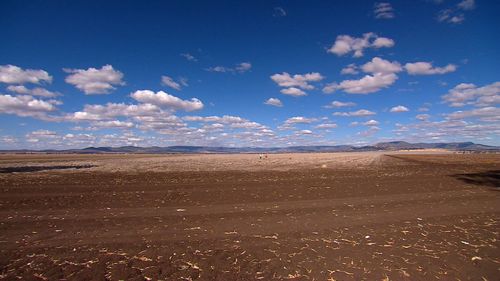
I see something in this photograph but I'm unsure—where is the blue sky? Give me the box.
[1,0,499,149]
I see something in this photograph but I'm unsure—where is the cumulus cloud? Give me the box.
[271,72,323,90]
[26,129,58,143]
[357,126,380,137]
[315,123,338,129]
[64,65,125,94]
[324,73,398,94]
[390,105,409,112]
[442,82,500,107]
[206,62,252,73]
[284,116,318,124]
[22,130,157,148]
[324,57,401,94]
[264,98,283,107]
[278,116,317,131]
[271,72,323,96]
[69,103,159,121]
[333,109,376,117]
[296,129,313,135]
[393,117,499,143]
[0,65,52,84]
[405,62,457,75]
[416,114,431,121]
[280,87,307,97]
[363,119,380,126]
[447,107,500,122]
[92,120,135,129]
[6,85,60,98]
[327,33,394,58]
[161,75,185,90]
[183,115,247,124]
[0,94,56,118]
[362,57,402,74]
[374,2,395,19]
[324,101,356,108]
[372,37,395,48]
[130,90,203,112]
[340,64,359,75]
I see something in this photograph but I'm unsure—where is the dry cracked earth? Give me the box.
[0,152,499,280]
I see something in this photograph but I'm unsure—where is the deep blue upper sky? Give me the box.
[1,0,499,148]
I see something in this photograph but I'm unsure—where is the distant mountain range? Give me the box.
[1,141,498,154]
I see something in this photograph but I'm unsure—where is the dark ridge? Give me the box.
[0,165,96,174]
[452,170,500,189]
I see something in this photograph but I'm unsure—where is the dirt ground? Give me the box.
[0,152,498,280]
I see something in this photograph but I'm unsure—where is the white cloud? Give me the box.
[0,65,52,84]
[26,129,58,143]
[180,53,197,62]
[325,57,401,94]
[206,62,252,73]
[447,107,500,122]
[161,75,183,90]
[458,0,475,10]
[362,57,402,74]
[0,94,56,118]
[273,7,287,17]
[390,105,409,112]
[92,120,135,129]
[130,90,203,112]
[327,33,394,57]
[280,87,307,97]
[315,123,338,129]
[363,119,380,126]
[395,118,500,143]
[324,73,398,94]
[372,37,395,48]
[230,121,266,130]
[64,65,124,94]
[437,0,474,25]
[357,126,380,137]
[405,62,457,75]
[416,114,430,121]
[284,116,318,124]
[324,101,356,108]
[340,64,359,75]
[6,85,60,98]
[296,129,313,135]
[264,98,283,107]
[442,82,500,107]
[270,72,323,90]
[333,109,376,117]
[183,115,247,124]
[374,2,395,19]
[207,66,228,73]
[70,103,159,121]
[235,62,252,73]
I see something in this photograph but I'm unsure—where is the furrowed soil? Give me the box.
[0,152,498,280]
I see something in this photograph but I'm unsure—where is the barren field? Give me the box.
[0,152,499,280]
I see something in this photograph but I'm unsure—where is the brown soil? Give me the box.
[0,152,498,280]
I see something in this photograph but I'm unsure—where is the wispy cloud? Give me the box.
[374,2,395,19]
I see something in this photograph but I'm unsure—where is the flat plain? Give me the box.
[0,152,499,280]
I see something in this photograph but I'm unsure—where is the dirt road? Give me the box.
[0,153,498,280]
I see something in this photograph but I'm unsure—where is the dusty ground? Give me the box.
[0,152,498,280]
